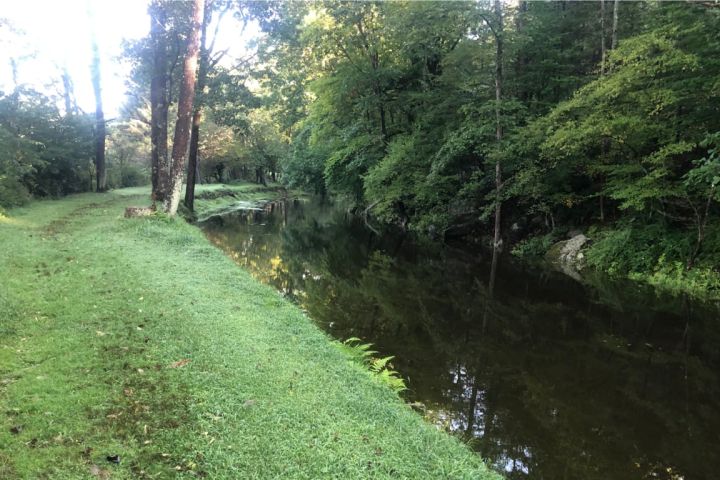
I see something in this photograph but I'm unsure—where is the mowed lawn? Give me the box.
[0,189,500,479]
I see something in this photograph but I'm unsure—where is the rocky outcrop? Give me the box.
[546,233,589,280]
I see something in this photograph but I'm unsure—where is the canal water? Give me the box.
[200,197,720,480]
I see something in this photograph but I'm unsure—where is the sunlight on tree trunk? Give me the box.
[164,0,203,215]
[184,0,213,212]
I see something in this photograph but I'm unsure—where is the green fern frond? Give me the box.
[338,338,407,394]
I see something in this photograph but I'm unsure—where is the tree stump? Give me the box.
[124,205,156,218]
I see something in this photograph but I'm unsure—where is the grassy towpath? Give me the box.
[0,188,500,479]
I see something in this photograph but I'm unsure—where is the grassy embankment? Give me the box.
[0,185,499,479]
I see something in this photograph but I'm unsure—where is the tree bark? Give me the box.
[90,38,106,192]
[599,0,607,221]
[611,0,619,50]
[150,0,170,203]
[184,0,212,212]
[687,185,716,269]
[600,0,606,75]
[489,0,504,298]
[163,0,204,215]
[185,113,202,210]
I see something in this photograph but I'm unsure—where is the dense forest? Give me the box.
[2,1,719,296]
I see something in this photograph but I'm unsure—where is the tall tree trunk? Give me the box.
[600,0,606,75]
[90,38,106,192]
[514,1,528,101]
[185,112,202,210]
[150,1,170,203]
[163,0,203,215]
[687,185,716,269]
[61,67,77,116]
[611,0,619,50]
[489,0,504,298]
[373,51,387,141]
[184,0,212,212]
[599,0,607,221]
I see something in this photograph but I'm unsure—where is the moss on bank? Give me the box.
[0,189,498,479]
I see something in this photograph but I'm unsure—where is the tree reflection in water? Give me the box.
[202,198,720,480]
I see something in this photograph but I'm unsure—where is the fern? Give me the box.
[340,337,377,361]
[340,338,407,394]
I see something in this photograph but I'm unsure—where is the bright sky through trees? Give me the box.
[1,0,148,116]
[0,0,256,116]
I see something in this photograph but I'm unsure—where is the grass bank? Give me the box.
[0,188,498,479]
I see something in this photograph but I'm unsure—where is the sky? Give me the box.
[0,0,258,117]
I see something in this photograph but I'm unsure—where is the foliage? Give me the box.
[2,0,719,297]
[281,121,328,196]
[0,89,95,206]
[340,337,407,393]
[586,222,720,297]
[511,233,556,259]
[247,1,720,294]
[105,120,150,189]
[585,224,690,276]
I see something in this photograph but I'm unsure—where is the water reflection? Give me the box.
[201,198,720,480]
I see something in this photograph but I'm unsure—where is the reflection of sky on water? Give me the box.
[437,365,533,476]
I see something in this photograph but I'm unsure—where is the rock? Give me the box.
[546,233,589,280]
[560,234,589,263]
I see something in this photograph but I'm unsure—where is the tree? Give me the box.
[60,66,78,116]
[149,0,170,202]
[536,5,720,271]
[90,35,106,192]
[487,0,504,296]
[611,0,619,50]
[0,88,95,204]
[184,0,233,211]
[163,0,203,215]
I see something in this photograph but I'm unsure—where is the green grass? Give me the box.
[0,189,499,479]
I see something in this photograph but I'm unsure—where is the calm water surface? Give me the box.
[201,198,720,480]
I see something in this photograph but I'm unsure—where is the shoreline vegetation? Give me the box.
[191,183,720,302]
[0,187,499,479]
[511,230,720,302]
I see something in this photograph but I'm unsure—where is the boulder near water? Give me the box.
[546,233,590,279]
